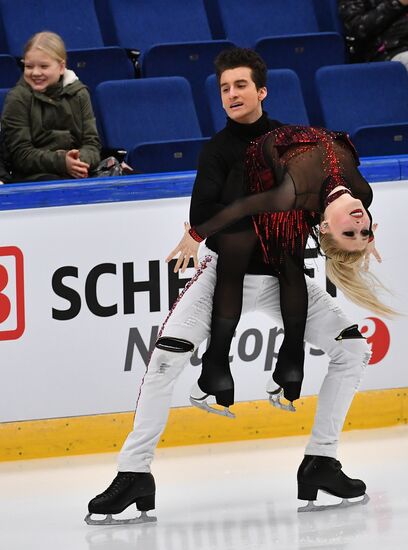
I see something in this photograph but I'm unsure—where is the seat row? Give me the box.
[3,61,407,173]
[0,0,345,132]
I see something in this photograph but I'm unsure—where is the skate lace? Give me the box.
[102,474,133,498]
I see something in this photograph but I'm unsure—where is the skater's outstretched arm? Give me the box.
[191,173,296,242]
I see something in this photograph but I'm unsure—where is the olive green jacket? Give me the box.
[1,70,101,181]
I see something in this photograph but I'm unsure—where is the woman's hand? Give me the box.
[364,223,381,270]
[65,149,90,178]
[166,222,200,273]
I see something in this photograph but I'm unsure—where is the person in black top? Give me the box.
[87,49,372,524]
[338,0,408,68]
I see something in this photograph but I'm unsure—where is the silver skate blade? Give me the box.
[84,510,157,525]
[297,493,370,513]
[189,396,235,419]
[267,387,296,412]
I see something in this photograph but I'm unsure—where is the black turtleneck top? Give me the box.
[189,112,283,274]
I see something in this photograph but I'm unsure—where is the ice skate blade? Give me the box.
[189,396,235,418]
[84,510,157,525]
[297,492,370,513]
[267,387,296,412]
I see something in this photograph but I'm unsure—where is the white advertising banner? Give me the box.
[0,181,407,422]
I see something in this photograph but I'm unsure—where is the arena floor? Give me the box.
[1,425,407,550]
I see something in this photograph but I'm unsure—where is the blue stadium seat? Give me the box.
[0,10,7,53]
[95,77,209,173]
[0,0,105,54]
[67,48,134,93]
[104,0,214,53]
[143,41,235,136]
[203,0,226,39]
[0,87,9,113]
[206,69,309,134]
[0,0,132,92]
[103,0,233,136]
[316,62,408,156]
[312,0,344,34]
[256,33,345,125]
[0,55,21,87]
[216,0,320,47]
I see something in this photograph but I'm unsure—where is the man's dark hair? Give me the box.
[214,47,267,89]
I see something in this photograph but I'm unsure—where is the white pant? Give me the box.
[118,246,371,471]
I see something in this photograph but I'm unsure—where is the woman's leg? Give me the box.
[197,230,258,406]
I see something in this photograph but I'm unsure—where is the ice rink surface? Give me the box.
[1,425,407,550]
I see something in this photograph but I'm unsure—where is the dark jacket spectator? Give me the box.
[338,0,408,62]
[0,139,12,183]
[1,31,101,182]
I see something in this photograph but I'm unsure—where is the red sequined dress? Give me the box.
[193,125,372,402]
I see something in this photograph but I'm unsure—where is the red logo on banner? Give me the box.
[360,317,390,364]
[0,246,25,340]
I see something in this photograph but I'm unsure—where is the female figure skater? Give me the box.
[169,125,393,412]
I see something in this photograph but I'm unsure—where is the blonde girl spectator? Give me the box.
[1,31,100,182]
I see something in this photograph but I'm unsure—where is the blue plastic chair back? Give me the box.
[143,41,235,136]
[0,0,104,56]
[217,0,319,47]
[68,48,134,93]
[95,77,203,150]
[316,62,408,155]
[312,0,344,33]
[0,55,21,87]
[104,0,213,53]
[256,33,345,125]
[316,62,408,130]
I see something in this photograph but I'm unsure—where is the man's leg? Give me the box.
[118,251,217,471]
[256,277,371,508]
[86,248,218,522]
[302,280,371,458]
[296,281,370,508]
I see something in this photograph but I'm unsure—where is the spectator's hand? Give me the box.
[399,0,408,6]
[364,223,381,271]
[166,222,199,273]
[65,149,90,178]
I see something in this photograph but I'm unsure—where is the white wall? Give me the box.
[0,181,406,422]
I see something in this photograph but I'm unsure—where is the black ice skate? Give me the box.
[190,381,235,418]
[266,347,304,412]
[190,317,236,418]
[297,455,370,512]
[85,472,157,525]
[266,378,296,412]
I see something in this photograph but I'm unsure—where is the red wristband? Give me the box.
[189,227,204,243]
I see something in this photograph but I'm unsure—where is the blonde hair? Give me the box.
[23,31,67,63]
[319,232,396,317]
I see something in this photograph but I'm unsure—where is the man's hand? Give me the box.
[166,222,200,273]
[399,0,408,6]
[65,149,90,178]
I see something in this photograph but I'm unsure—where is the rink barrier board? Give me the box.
[1,159,407,461]
[0,153,406,211]
[0,387,406,462]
